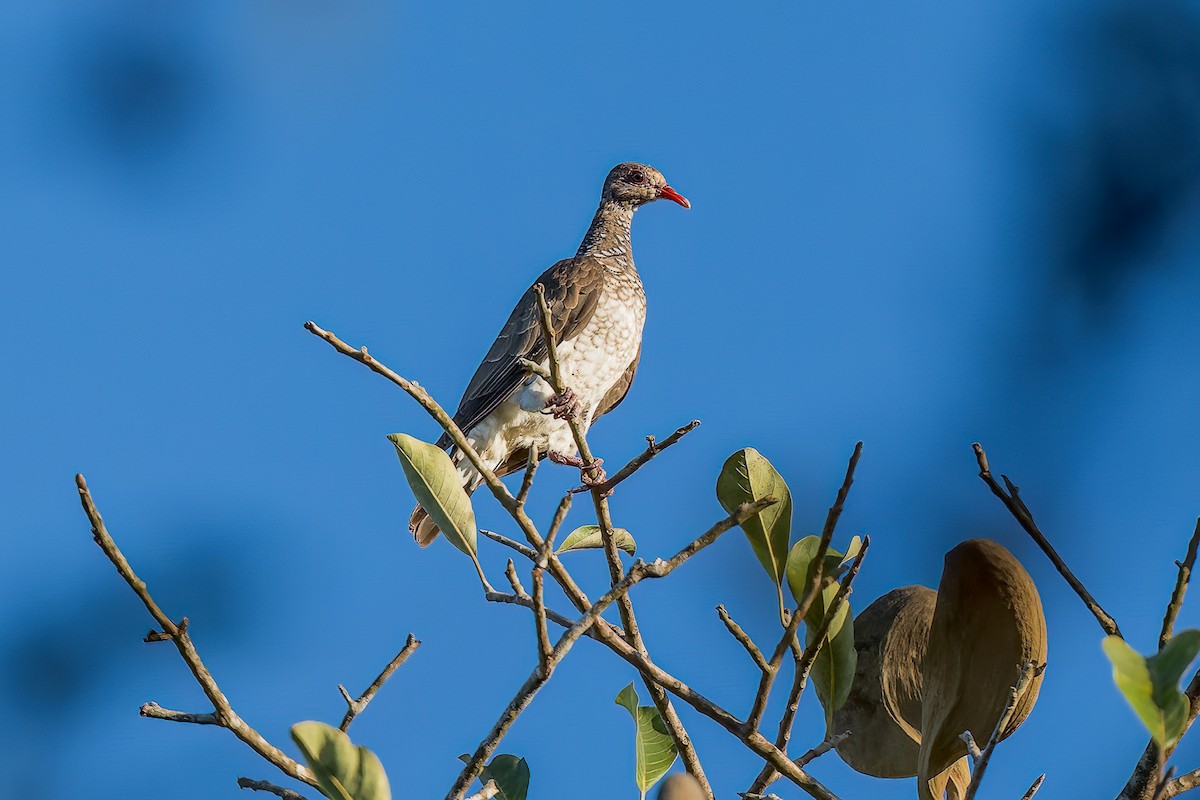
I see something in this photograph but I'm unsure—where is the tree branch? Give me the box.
[972,443,1122,638]
[587,419,702,494]
[338,633,421,732]
[237,778,310,800]
[1161,519,1200,650]
[717,604,769,672]
[746,539,869,795]
[76,474,317,788]
[1021,774,1047,800]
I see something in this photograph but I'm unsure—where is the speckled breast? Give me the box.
[560,270,646,417]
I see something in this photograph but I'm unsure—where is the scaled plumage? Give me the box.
[410,162,689,545]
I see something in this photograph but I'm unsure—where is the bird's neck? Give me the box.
[577,199,636,264]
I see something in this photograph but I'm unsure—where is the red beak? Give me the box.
[657,185,691,209]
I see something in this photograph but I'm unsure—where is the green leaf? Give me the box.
[388,433,476,557]
[456,754,530,800]
[291,721,391,800]
[615,683,678,796]
[785,536,857,727]
[556,525,637,556]
[1104,631,1200,748]
[715,448,792,611]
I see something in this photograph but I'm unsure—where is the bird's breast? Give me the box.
[558,280,646,411]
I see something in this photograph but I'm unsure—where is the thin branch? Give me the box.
[481,530,538,561]
[484,591,607,642]
[307,319,836,800]
[464,780,500,800]
[961,731,982,762]
[141,703,219,725]
[746,607,806,731]
[794,732,851,768]
[746,540,869,795]
[504,559,529,597]
[338,633,421,731]
[1157,768,1179,800]
[529,283,715,800]
[717,604,769,672]
[1021,775,1047,800]
[532,564,553,672]
[547,493,573,542]
[516,449,538,507]
[1161,519,1200,650]
[76,474,317,788]
[962,661,1037,800]
[588,419,702,494]
[237,778,310,800]
[1162,767,1200,799]
[973,443,1122,638]
[745,443,863,739]
[451,499,775,800]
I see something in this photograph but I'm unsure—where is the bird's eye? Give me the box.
[628,170,646,184]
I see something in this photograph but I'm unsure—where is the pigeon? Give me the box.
[410,162,690,545]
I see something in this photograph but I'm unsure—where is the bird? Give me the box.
[410,162,690,546]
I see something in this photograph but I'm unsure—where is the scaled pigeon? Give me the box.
[410,162,690,545]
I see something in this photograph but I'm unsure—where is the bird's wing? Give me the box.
[436,257,604,449]
[594,341,641,419]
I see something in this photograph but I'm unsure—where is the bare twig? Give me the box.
[307,320,837,800]
[516,449,538,507]
[972,443,1122,638]
[587,419,702,494]
[745,443,863,739]
[961,731,983,762]
[747,606,807,731]
[1162,766,1200,799]
[482,529,538,561]
[76,474,317,788]
[962,661,1037,800]
[717,604,769,672]
[1156,768,1179,800]
[140,703,219,725]
[451,499,775,800]
[1021,774,1047,800]
[1161,519,1200,650]
[338,633,421,731]
[529,283,715,800]
[746,539,869,795]
[795,732,851,768]
[464,779,500,800]
[532,563,553,672]
[237,778,310,800]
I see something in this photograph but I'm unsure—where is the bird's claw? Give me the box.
[549,452,611,496]
[543,388,581,420]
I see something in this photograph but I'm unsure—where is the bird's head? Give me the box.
[602,162,690,209]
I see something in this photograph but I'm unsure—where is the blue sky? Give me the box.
[4,1,1200,798]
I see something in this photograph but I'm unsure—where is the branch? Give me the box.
[451,498,775,800]
[745,540,869,795]
[1021,774,1047,800]
[1161,519,1200,650]
[529,284,715,800]
[972,443,1122,638]
[745,443,863,738]
[588,419,702,494]
[140,703,220,725]
[238,778,310,800]
[795,732,851,768]
[962,661,1037,800]
[1162,767,1200,799]
[307,319,834,800]
[338,633,421,731]
[481,529,538,561]
[76,474,317,788]
[515,449,538,507]
[717,604,769,672]
[464,780,500,800]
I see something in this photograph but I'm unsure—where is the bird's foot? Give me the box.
[549,452,611,497]
[543,388,581,420]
